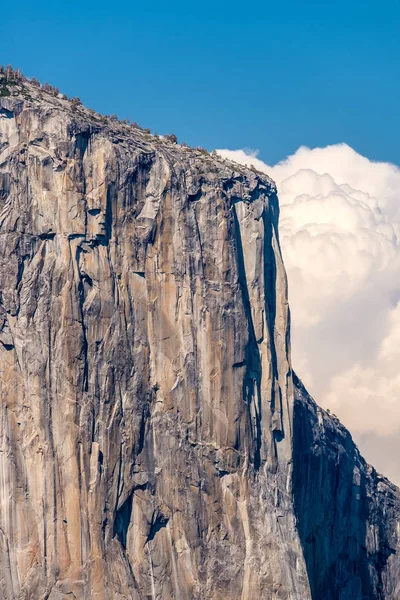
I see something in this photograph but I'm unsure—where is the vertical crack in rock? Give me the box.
[232,200,262,469]
[114,492,134,550]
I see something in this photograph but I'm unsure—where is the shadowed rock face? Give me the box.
[292,375,400,600]
[0,80,399,600]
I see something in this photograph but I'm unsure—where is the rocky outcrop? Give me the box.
[0,73,399,599]
[292,375,400,600]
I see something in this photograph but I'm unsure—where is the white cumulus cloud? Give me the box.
[217,144,400,484]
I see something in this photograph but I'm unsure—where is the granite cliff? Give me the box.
[0,70,399,599]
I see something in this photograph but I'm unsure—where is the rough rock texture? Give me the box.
[0,76,399,599]
[0,80,310,600]
[293,375,400,600]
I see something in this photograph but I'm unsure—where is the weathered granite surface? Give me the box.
[0,73,398,599]
[0,77,310,599]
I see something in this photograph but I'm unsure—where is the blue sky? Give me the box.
[2,0,400,165]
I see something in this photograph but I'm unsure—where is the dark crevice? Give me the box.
[39,231,56,240]
[232,360,246,369]
[81,272,93,287]
[74,129,91,156]
[137,407,148,456]
[0,108,13,119]
[75,244,89,392]
[187,189,202,203]
[232,203,262,469]
[114,494,133,550]
[262,199,287,448]
[261,205,279,385]
[16,254,29,291]
[0,342,14,351]
[0,173,10,202]
[216,469,230,478]
[145,513,169,545]
[87,208,101,216]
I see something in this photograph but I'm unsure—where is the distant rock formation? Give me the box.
[293,375,400,600]
[0,70,398,599]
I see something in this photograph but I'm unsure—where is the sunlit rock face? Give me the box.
[0,79,399,600]
[0,86,310,600]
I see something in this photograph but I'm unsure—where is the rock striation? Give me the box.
[0,72,399,599]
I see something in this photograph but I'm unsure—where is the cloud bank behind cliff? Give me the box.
[217,144,400,484]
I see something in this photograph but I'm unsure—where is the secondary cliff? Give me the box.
[293,375,400,600]
[0,70,399,600]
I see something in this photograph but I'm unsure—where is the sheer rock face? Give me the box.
[293,375,400,600]
[0,82,399,600]
[0,88,310,600]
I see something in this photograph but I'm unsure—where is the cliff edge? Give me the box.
[0,69,398,599]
